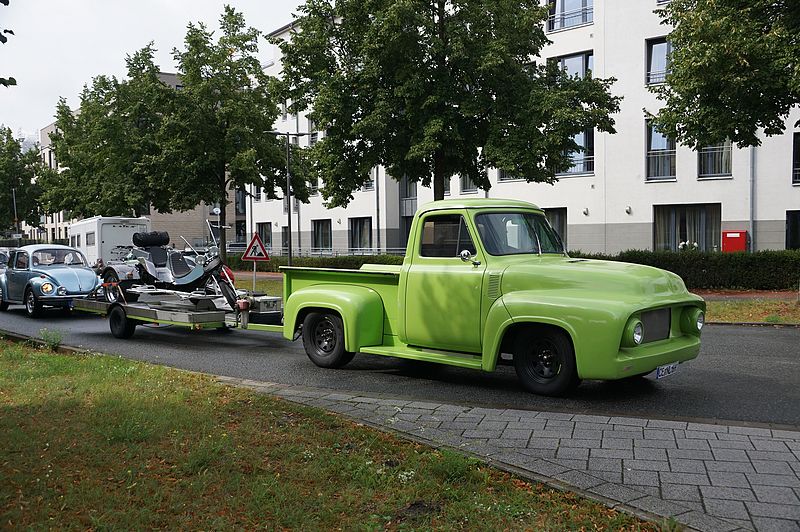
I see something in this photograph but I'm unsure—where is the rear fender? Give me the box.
[284,284,384,351]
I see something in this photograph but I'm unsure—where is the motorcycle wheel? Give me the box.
[214,274,238,310]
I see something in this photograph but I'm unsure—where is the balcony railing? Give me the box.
[400,197,417,217]
[558,155,594,176]
[646,150,676,180]
[646,69,669,85]
[547,6,593,32]
[698,146,732,178]
[793,167,800,184]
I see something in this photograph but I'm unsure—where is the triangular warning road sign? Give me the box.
[242,233,271,261]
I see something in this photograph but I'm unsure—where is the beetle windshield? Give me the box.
[32,249,87,267]
[475,212,564,255]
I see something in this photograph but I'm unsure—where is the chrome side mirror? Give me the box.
[460,249,481,266]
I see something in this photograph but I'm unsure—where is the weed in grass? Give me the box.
[38,328,63,350]
[765,314,782,323]
[429,448,483,484]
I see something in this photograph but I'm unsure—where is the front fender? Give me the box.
[284,284,384,352]
[494,291,630,379]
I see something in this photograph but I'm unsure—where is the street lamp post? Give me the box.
[266,130,310,266]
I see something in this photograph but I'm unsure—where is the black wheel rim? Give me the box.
[526,339,563,382]
[314,318,337,354]
[26,292,35,314]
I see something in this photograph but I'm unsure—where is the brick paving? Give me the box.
[219,377,800,532]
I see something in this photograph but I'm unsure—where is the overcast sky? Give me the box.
[1,0,303,141]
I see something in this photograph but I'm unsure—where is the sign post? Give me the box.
[241,233,271,292]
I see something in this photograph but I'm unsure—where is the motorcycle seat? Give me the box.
[169,253,193,278]
[144,246,168,268]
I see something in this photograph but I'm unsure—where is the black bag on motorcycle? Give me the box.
[132,231,170,248]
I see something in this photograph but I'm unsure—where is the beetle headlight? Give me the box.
[681,307,705,334]
[41,282,54,294]
[622,318,645,347]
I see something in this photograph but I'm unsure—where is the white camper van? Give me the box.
[68,216,151,266]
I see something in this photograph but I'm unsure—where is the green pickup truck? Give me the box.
[282,198,704,396]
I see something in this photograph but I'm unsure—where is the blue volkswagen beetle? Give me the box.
[0,245,100,317]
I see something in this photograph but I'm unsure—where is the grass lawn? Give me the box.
[0,342,657,530]
[235,277,283,297]
[705,299,800,324]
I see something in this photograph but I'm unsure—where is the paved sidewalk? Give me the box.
[218,376,800,532]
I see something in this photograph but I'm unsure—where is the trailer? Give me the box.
[74,285,283,338]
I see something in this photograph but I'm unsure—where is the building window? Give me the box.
[419,215,476,257]
[349,217,372,251]
[362,168,376,191]
[544,208,567,249]
[560,129,594,175]
[282,102,288,121]
[554,51,593,79]
[698,140,732,178]
[460,175,477,194]
[498,169,520,182]
[548,0,593,32]
[793,133,800,184]
[281,226,289,252]
[400,175,417,217]
[654,204,721,252]
[309,178,319,196]
[646,38,672,85]
[291,136,299,146]
[312,219,332,251]
[254,185,262,201]
[787,211,800,250]
[308,118,318,147]
[646,121,676,180]
[443,176,451,195]
[86,232,95,246]
[235,188,247,215]
[256,222,272,248]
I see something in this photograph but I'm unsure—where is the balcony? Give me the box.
[698,146,732,179]
[646,69,668,85]
[646,150,676,180]
[547,6,593,33]
[558,155,594,176]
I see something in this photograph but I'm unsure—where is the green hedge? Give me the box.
[570,250,800,290]
[228,250,800,290]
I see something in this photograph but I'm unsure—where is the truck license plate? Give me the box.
[655,362,679,379]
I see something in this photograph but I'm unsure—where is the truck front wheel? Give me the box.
[514,327,579,397]
[302,312,355,369]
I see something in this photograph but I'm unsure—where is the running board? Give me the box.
[359,344,483,370]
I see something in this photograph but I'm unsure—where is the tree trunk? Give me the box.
[433,150,445,201]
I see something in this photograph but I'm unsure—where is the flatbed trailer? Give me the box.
[74,287,283,338]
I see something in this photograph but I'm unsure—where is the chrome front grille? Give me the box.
[641,308,671,343]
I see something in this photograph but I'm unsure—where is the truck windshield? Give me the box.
[475,212,564,255]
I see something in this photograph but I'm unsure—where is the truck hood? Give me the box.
[501,257,690,300]
[35,266,99,293]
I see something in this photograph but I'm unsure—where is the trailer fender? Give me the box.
[284,285,384,352]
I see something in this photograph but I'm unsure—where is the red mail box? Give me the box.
[722,230,748,252]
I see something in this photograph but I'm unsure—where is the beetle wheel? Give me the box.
[514,327,579,396]
[24,288,42,318]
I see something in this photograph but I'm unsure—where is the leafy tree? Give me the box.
[651,0,800,148]
[0,126,45,231]
[44,45,173,218]
[156,5,307,258]
[276,0,621,206]
[1,0,17,88]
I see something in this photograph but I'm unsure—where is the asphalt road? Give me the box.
[1,305,799,428]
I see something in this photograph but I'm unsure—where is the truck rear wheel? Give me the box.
[109,305,137,339]
[302,312,355,369]
[514,327,579,397]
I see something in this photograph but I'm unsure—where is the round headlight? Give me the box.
[57,286,67,296]
[633,322,644,345]
[41,282,54,294]
[681,307,705,334]
[696,311,705,331]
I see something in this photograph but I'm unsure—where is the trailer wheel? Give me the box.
[302,312,355,369]
[109,305,137,339]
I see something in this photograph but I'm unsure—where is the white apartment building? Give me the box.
[250,0,800,255]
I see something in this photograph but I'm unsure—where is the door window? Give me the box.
[419,215,476,257]
[14,252,28,270]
